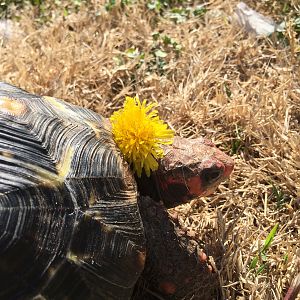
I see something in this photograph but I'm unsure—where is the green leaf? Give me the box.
[147,0,161,11]
[193,5,207,17]
[224,82,232,98]
[105,0,116,11]
[113,55,123,66]
[72,0,82,6]
[152,32,160,41]
[175,44,182,51]
[121,0,132,5]
[167,12,187,23]
[249,256,258,269]
[63,7,69,16]
[256,264,266,275]
[260,252,267,262]
[272,183,286,209]
[154,49,167,58]
[262,223,278,253]
[162,35,172,45]
[125,47,140,58]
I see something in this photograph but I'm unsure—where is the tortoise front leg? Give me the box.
[134,196,220,300]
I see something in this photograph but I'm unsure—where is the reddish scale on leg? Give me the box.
[159,281,177,295]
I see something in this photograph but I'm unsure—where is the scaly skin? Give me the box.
[137,136,234,208]
[135,136,234,299]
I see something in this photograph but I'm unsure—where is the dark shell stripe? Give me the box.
[0,82,145,299]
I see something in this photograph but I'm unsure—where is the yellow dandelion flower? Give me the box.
[110,96,174,177]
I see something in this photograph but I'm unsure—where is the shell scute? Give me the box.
[0,82,145,300]
[0,95,27,117]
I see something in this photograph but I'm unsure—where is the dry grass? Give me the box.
[0,0,299,299]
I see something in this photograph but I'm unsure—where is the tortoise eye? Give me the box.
[201,166,222,186]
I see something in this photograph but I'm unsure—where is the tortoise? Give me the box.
[0,82,234,300]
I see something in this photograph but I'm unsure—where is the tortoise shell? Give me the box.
[0,82,145,299]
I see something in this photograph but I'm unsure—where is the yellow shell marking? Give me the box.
[43,96,78,120]
[57,147,74,178]
[43,96,69,113]
[30,147,74,186]
[66,251,80,264]
[0,96,26,116]
[31,165,64,186]
[44,96,109,139]
[88,188,97,206]
[0,151,14,158]
[84,120,101,138]
[32,294,47,300]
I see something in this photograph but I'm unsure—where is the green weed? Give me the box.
[231,126,246,155]
[105,0,134,11]
[249,223,279,275]
[147,0,207,23]
[270,184,290,209]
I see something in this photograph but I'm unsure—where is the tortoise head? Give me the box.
[137,136,234,208]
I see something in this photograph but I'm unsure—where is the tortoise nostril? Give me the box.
[201,167,222,185]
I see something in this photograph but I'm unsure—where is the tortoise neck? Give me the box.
[135,174,161,204]
[136,172,189,209]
